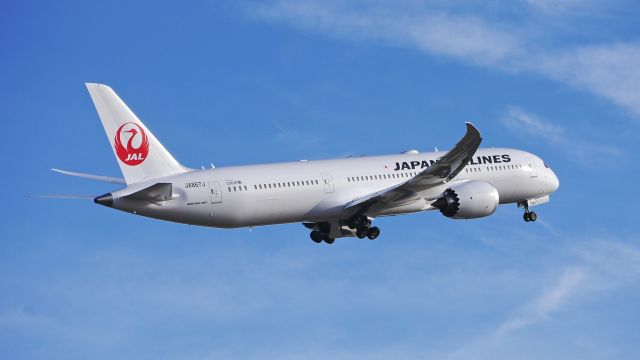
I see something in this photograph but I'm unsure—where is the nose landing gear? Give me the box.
[523,211,537,222]
[521,202,537,222]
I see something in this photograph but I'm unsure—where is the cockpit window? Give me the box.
[544,162,549,168]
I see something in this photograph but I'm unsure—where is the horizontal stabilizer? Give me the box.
[28,194,95,200]
[124,183,173,202]
[52,168,126,184]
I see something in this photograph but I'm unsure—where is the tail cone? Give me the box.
[94,193,113,207]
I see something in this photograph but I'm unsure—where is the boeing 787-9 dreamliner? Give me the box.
[48,84,559,244]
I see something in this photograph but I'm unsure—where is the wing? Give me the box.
[345,122,482,211]
[52,168,126,184]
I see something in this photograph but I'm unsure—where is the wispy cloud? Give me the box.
[526,0,598,14]
[250,1,524,67]
[530,43,640,118]
[248,0,640,117]
[500,106,623,166]
[495,267,585,335]
[445,236,640,359]
[445,267,586,359]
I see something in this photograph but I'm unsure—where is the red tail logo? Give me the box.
[114,123,149,166]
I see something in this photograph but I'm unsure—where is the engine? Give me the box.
[431,181,499,219]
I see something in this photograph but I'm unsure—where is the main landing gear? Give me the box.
[304,217,381,244]
[522,203,537,222]
[355,226,380,240]
[310,230,335,244]
[348,216,380,240]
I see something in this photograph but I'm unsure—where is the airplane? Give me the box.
[49,83,559,244]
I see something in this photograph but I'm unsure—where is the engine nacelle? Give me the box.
[431,181,499,219]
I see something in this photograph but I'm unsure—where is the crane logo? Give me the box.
[114,122,149,166]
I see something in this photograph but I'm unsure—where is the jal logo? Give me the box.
[114,122,149,166]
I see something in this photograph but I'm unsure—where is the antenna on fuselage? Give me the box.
[211,163,215,169]
[434,146,439,152]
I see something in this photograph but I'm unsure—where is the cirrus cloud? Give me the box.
[248,0,640,117]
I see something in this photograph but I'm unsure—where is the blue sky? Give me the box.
[2,0,640,358]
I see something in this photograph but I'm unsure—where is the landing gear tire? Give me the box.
[356,228,368,239]
[310,231,323,243]
[528,212,537,222]
[324,237,335,244]
[523,211,538,222]
[367,227,380,240]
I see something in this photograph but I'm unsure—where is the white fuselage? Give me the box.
[107,147,559,228]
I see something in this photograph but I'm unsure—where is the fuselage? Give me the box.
[107,147,559,228]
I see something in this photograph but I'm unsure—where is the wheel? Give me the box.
[310,231,323,243]
[324,237,335,244]
[523,213,530,222]
[367,227,380,240]
[356,228,368,239]
[528,212,537,222]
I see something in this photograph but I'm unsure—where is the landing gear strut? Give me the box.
[522,203,537,222]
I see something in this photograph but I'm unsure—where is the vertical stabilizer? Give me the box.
[86,83,189,184]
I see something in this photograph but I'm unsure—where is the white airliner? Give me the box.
[50,83,559,244]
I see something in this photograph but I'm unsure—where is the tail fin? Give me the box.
[85,83,190,184]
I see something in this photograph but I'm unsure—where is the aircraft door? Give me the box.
[321,172,335,193]
[527,157,538,178]
[209,181,223,203]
